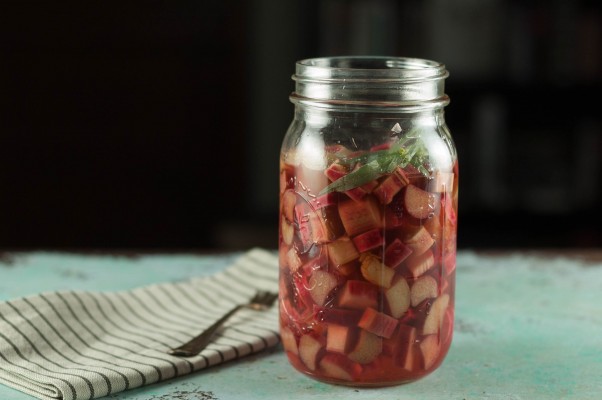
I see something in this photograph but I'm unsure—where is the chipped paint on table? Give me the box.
[0,251,601,400]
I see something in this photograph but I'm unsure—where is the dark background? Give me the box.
[1,1,600,250]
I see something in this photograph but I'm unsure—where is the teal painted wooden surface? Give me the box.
[0,251,601,400]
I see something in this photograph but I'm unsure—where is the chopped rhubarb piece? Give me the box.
[321,308,363,326]
[337,280,378,310]
[440,208,457,276]
[358,308,399,339]
[401,295,431,327]
[286,248,302,273]
[324,162,348,182]
[308,270,338,307]
[404,184,440,220]
[348,329,382,364]
[282,189,297,222]
[338,197,382,237]
[370,142,392,152]
[281,217,294,246]
[401,326,418,371]
[393,167,410,185]
[404,226,435,255]
[299,334,323,371]
[440,307,454,347]
[319,353,361,381]
[339,188,367,202]
[385,277,411,318]
[384,238,413,268]
[406,249,435,278]
[442,194,457,225]
[373,169,408,205]
[423,294,450,335]
[325,144,352,157]
[324,162,368,201]
[345,187,368,201]
[326,324,353,354]
[360,254,395,288]
[384,324,417,370]
[360,180,378,193]
[403,164,428,187]
[280,326,299,356]
[326,236,359,266]
[352,228,384,253]
[419,334,440,370]
[410,275,438,307]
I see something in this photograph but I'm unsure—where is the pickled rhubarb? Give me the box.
[279,140,457,386]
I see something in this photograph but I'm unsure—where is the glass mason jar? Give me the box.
[278,57,458,386]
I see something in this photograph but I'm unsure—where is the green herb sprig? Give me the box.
[319,130,430,195]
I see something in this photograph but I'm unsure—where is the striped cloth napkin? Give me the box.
[0,248,280,400]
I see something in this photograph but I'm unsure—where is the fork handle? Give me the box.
[168,304,244,357]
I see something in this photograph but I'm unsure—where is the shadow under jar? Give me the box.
[278,57,458,386]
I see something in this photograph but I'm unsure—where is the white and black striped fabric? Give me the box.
[0,248,280,400]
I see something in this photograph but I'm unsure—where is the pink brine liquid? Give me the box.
[278,144,458,386]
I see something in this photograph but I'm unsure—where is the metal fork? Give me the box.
[168,290,278,357]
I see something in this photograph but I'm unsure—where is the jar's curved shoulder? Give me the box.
[418,124,457,172]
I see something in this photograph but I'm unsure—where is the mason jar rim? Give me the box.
[294,56,448,83]
[291,56,449,109]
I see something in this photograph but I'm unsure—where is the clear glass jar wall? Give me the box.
[279,57,458,386]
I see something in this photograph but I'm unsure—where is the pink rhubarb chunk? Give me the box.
[352,228,384,253]
[358,307,399,339]
[384,238,413,268]
[337,280,378,310]
[338,197,382,237]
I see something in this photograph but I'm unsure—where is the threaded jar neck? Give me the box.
[291,56,449,111]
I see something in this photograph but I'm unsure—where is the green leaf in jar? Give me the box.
[319,160,383,194]
[319,130,430,195]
